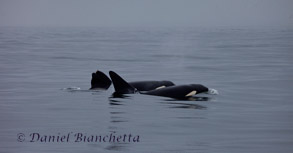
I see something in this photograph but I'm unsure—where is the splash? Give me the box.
[61,87,81,91]
[208,88,219,95]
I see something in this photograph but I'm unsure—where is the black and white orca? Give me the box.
[109,71,209,100]
[90,70,174,91]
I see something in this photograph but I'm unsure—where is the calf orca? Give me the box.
[109,71,209,100]
[90,70,174,91]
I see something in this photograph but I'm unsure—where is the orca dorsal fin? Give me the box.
[109,71,137,94]
[90,70,112,89]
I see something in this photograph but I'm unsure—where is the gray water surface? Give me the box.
[0,27,293,153]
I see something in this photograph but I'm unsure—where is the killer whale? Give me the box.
[90,70,174,91]
[109,71,209,100]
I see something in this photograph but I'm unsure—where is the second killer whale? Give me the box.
[109,71,209,100]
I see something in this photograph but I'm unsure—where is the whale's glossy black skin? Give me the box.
[109,71,209,100]
[144,84,208,99]
[109,71,138,94]
[90,71,112,89]
[129,81,174,91]
[90,70,174,91]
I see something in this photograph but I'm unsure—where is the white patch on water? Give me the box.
[208,88,219,95]
[61,87,81,91]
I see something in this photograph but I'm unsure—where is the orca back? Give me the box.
[129,81,174,91]
[145,84,208,99]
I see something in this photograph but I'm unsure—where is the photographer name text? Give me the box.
[17,132,140,143]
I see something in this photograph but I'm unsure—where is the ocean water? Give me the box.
[0,26,292,153]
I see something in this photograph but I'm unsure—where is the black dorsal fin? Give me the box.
[109,71,137,94]
[90,70,112,89]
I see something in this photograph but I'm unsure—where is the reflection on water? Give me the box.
[109,93,210,109]
[160,102,207,110]
[105,144,128,151]
[109,100,124,106]
[110,91,212,101]
[110,93,132,99]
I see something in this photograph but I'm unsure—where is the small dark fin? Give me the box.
[109,71,137,94]
[90,70,112,90]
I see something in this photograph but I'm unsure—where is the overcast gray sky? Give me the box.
[0,0,292,27]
